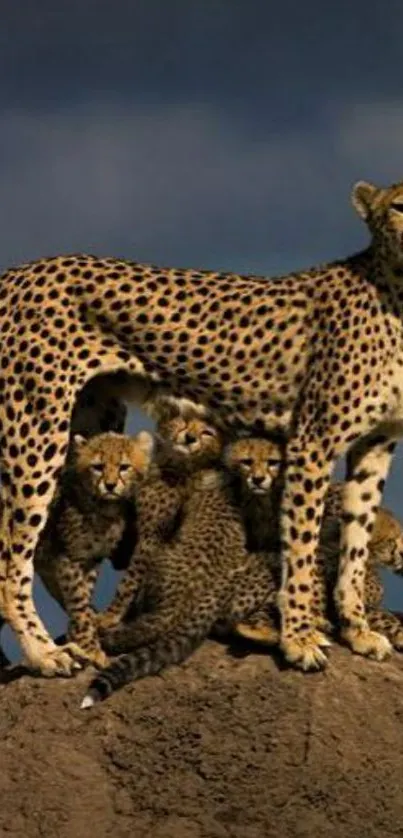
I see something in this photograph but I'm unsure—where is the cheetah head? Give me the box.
[371,507,403,569]
[72,430,153,501]
[157,414,224,466]
[224,436,284,495]
[352,179,403,268]
[154,399,224,467]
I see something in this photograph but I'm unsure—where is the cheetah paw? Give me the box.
[67,643,111,670]
[342,627,392,661]
[281,631,330,671]
[392,630,403,651]
[311,629,332,648]
[234,621,280,646]
[26,643,90,678]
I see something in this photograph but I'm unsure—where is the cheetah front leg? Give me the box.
[278,436,333,671]
[54,559,109,669]
[96,558,148,633]
[229,553,280,646]
[334,436,396,661]
[37,551,108,669]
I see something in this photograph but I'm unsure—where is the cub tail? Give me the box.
[81,621,209,707]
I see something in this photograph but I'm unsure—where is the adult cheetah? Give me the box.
[0,179,402,675]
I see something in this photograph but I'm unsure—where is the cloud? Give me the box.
[336,100,403,182]
[0,98,381,274]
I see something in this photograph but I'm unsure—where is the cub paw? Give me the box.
[234,621,279,646]
[342,626,392,661]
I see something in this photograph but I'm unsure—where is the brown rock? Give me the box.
[0,640,402,837]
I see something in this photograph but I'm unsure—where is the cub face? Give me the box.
[156,414,224,467]
[72,431,153,500]
[224,437,284,495]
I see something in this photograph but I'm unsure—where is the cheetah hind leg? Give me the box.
[0,391,100,676]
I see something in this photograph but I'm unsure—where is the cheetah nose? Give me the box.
[104,481,116,492]
[185,433,196,444]
[252,475,265,486]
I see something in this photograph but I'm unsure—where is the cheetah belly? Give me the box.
[84,271,311,432]
[133,326,307,432]
[378,356,403,436]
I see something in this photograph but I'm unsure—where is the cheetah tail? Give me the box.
[80,627,206,707]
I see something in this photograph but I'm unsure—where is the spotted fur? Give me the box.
[1,180,403,674]
[84,461,280,704]
[97,407,227,632]
[227,437,403,653]
[0,431,153,672]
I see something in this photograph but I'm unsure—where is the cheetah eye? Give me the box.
[202,429,215,437]
[119,463,131,473]
[90,463,104,474]
[267,458,281,467]
[239,457,253,467]
[391,201,403,213]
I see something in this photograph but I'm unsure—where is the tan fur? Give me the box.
[226,437,403,653]
[3,181,403,674]
[97,409,226,631]
[0,431,153,673]
[87,449,280,703]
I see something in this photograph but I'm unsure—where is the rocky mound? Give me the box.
[0,640,402,838]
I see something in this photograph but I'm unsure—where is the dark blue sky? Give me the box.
[3,0,403,659]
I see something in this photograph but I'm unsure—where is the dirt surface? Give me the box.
[0,640,403,838]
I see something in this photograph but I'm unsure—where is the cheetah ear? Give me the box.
[351,181,378,221]
[180,400,205,421]
[151,395,179,424]
[136,430,154,458]
[73,434,86,450]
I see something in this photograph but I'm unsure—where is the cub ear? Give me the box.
[72,434,86,450]
[351,180,378,221]
[136,430,154,458]
[150,395,179,426]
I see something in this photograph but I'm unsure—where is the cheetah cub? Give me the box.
[225,437,403,652]
[82,444,279,705]
[20,431,153,670]
[95,403,226,633]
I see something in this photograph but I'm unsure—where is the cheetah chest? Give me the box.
[76,515,126,561]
